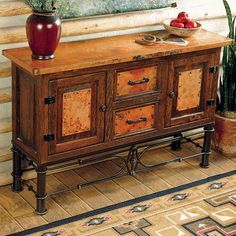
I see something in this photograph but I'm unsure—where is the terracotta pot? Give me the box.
[26,11,61,60]
[212,114,236,157]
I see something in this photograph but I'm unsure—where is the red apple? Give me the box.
[185,20,198,28]
[177,12,190,23]
[170,19,184,28]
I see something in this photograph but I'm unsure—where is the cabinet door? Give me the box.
[166,54,216,127]
[48,72,106,154]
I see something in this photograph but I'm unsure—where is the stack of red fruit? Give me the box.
[170,12,199,28]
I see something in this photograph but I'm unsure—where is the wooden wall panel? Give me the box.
[0,62,11,79]
[0,87,11,104]
[0,1,31,17]
[0,0,236,44]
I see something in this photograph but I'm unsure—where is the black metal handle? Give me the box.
[169,91,175,98]
[128,77,150,86]
[126,116,147,125]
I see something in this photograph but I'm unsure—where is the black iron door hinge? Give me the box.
[44,134,55,141]
[209,66,218,74]
[206,99,215,106]
[45,96,55,104]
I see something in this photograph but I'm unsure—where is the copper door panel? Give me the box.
[177,68,202,111]
[62,88,92,137]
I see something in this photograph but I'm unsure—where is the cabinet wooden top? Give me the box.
[3,29,232,76]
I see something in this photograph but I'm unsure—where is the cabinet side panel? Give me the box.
[18,70,35,148]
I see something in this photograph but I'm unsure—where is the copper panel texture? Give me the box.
[115,105,155,136]
[116,66,157,96]
[177,68,202,111]
[62,88,92,136]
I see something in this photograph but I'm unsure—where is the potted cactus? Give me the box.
[22,0,61,59]
[212,0,236,156]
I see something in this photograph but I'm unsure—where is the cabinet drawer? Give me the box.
[114,104,155,137]
[115,66,158,98]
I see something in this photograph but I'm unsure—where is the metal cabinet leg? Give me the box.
[200,125,214,168]
[171,133,182,151]
[35,166,48,215]
[12,146,23,192]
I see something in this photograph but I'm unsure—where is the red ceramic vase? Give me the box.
[26,11,61,60]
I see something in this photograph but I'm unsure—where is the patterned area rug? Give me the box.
[10,170,236,236]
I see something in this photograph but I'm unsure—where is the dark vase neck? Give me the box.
[33,10,56,17]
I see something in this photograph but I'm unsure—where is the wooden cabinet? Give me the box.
[3,29,231,214]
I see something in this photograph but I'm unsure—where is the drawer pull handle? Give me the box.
[128,77,149,86]
[126,116,147,125]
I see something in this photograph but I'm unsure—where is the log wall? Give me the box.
[0,0,235,186]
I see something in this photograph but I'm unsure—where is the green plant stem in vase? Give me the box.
[212,0,236,157]
[217,0,236,118]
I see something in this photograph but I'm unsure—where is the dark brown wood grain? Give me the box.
[18,70,35,148]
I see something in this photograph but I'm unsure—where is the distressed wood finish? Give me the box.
[2,30,231,164]
[18,70,35,148]
[177,68,202,111]
[116,66,157,97]
[3,30,232,76]
[1,30,231,164]
[114,104,155,137]
[62,88,92,137]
